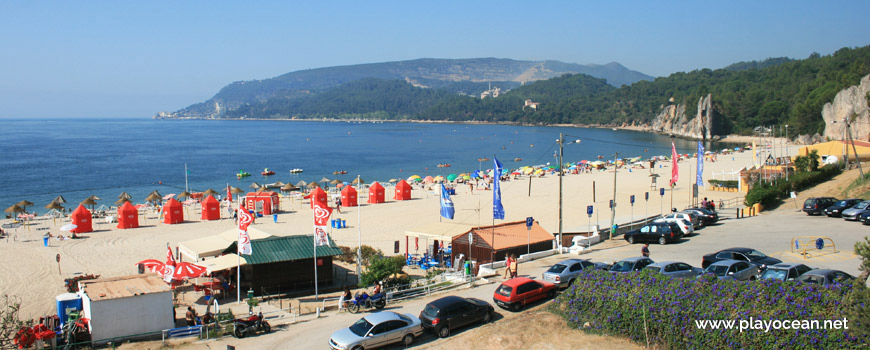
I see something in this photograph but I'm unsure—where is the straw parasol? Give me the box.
[80,198,98,210]
[307,182,320,189]
[330,179,342,185]
[52,195,68,204]
[271,181,285,187]
[115,198,131,205]
[352,177,366,185]
[295,180,308,187]
[5,204,24,214]
[281,183,299,191]
[44,201,64,210]
[319,177,331,183]
[257,186,269,192]
[15,200,34,213]
[145,193,162,203]
[249,182,261,189]
[118,192,132,200]
[203,188,218,196]
[177,191,191,200]
[231,187,245,194]
[86,194,101,201]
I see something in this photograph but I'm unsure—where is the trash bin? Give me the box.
[273,214,278,223]
[341,219,347,228]
[43,236,49,247]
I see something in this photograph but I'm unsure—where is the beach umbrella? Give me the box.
[388,178,398,183]
[118,192,133,200]
[4,205,23,214]
[162,193,176,200]
[52,195,68,204]
[177,191,191,199]
[446,174,458,182]
[330,179,342,185]
[295,180,308,187]
[336,183,345,189]
[257,186,269,192]
[15,200,34,213]
[281,183,298,191]
[203,188,218,196]
[319,177,331,184]
[145,193,162,203]
[230,187,245,194]
[249,182,261,189]
[115,197,131,205]
[408,175,421,181]
[423,176,434,183]
[86,194,101,201]
[44,201,64,210]
[60,223,78,232]
[271,181,285,188]
[308,182,321,189]
[352,177,366,185]
[433,175,444,182]
[80,198,98,211]
[462,175,471,180]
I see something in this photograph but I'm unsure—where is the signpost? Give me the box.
[630,195,635,227]
[659,188,665,215]
[644,192,649,220]
[525,217,534,254]
[587,205,593,246]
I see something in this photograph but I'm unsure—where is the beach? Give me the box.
[0,146,770,319]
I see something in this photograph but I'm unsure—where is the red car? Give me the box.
[492,277,557,311]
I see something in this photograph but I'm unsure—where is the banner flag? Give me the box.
[440,183,455,219]
[238,206,253,255]
[493,157,505,219]
[313,203,333,246]
[697,141,705,188]
[670,142,679,186]
[163,245,176,283]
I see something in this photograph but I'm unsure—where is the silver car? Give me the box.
[699,259,757,281]
[841,200,870,220]
[542,258,595,288]
[644,261,703,279]
[329,311,423,350]
[759,263,813,281]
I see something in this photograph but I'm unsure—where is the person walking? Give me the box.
[509,254,518,278]
[641,243,650,257]
[503,255,512,279]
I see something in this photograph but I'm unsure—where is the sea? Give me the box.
[0,118,735,214]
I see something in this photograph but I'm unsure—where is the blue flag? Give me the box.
[697,141,704,187]
[440,183,455,220]
[493,157,505,219]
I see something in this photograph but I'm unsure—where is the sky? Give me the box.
[1,1,868,118]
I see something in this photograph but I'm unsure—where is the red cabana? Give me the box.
[116,201,139,229]
[246,191,280,215]
[341,185,358,207]
[163,198,184,224]
[394,180,412,200]
[306,187,328,209]
[70,205,93,233]
[201,195,221,221]
[368,182,385,204]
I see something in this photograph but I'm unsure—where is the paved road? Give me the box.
[185,209,867,349]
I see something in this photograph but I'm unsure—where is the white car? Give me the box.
[653,217,694,235]
[662,212,701,229]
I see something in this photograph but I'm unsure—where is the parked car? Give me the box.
[329,311,423,350]
[644,261,703,279]
[842,200,870,221]
[624,222,682,245]
[663,212,701,228]
[701,247,782,270]
[542,259,596,288]
[824,198,863,217]
[759,263,814,281]
[795,269,855,286]
[682,207,719,225]
[608,257,655,273]
[803,197,838,215]
[858,211,870,225]
[699,259,758,281]
[419,296,494,338]
[493,277,557,311]
[653,217,694,236]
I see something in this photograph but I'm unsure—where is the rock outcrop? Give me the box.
[822,74,870,141]
[650,93,716,140]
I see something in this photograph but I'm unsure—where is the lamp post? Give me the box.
[785,125,789,181]
[556,133,580,249]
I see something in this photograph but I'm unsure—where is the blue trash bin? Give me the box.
[43,237,49,247]
[341,219,347,228]
[273,214,278,223]
[330,219,337,228]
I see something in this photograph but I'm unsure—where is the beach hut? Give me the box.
[70,205,93,233]
[394,179,412,200]
[246,191,280,215]
[368,182,385,204]
[200,195,221,221]
[341,185,358,207]
[305,187,328,209]
[162,198,184,224]
[78,274,173,344]
[451,220,555,265]
[116,201,139,229]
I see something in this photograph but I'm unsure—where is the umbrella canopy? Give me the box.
[44,202,64,210]
[203,188,218,195]
[408,175,421,181]
[352,177,365,185]
[336,183,345,189]
[15,200,34,212]
[271,181,285,187]
[446,174,458,181]
[307,182,320,189]
[330,179,342,185]
[80,198,98,206]
[295,180,308,187]
[53,195,68,204]
[319,177,331,183]
[388,178,397,183]
[257,186,269,192]
[115,197,132,205]
[60,223,78,231]
[86,194,101,201]
[433,175,444,182]
[145,193,163,202]
[423,176,434,183]
[230,187,245,194]
[249,182,261,189]
[4,205,23,213]
[118,192,133,200]
[177,191,191,199]
[281,183,299,191]
[148,190,163,198]
[162,193,176,200]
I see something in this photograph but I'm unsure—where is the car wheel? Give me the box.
[659,237,667,245]
[627,236,635,244]
[437,326,450,338]
[402,333,415,346]
[548,290,557,298]
[482,311,492,324]
[749,276,756,281]
[567,278,575,287]
[512,302,524,312]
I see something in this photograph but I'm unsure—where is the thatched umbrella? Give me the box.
[80,198,98,211]
[148,190,163,198]
[330,179,342,185]
[118,192,132,200]
[44,201,64,210]
[15,200,34,213]
[295,180,307,187]
[231,187,245,194]
[145,193,163,205]
[85,194,101,201]
[257,186,269,192]
[281,183,299,192]
[272,181,285,188]
[249,182,261,189]
[319,177,331,184]
[307,182,320,189]
[352,177,366,185]
[5,204,24,215]
[52,195,68,204]
[177,191,191,200]
[115,198,131,205]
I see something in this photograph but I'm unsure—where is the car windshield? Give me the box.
[547,264,567,273]
[349,318,374,337]
[495,284,513,297]
[760,269,788,280]
[745,250,767,260]
[854,202,870,209]
[835,200,850,206]
[706,264,729,277]
[422,304,440,318]
[611,261,634,272]
[645,266,661,273]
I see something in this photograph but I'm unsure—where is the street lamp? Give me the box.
[557,133,581,250]
[785,125,789,180]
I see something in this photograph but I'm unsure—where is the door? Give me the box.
[567,262,584,279]
[516,282,537,305]
[366,322,390,348]
[455,301,477,327]
[674,263,694,278]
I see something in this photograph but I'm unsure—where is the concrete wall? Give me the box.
[82,291,174,342]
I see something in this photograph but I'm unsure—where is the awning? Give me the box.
[405,222,473,242]
[202,254,247,274]
[179,227,273,261]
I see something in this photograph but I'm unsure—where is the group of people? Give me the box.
[503,254,518,279]
[184,306,214,326]
[700,197,717,211]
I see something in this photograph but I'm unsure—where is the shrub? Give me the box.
[551,269,869,349]
[335,245,382,266]
[745,164,841,206]
[846,237,870,338]
[359,255,405,287]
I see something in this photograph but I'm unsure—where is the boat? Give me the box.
[237,171,251,179]
[289,168,304,174]
[514,158,522,162]
[477,158,489,162]
[261,168,275,176]
[333,170,348,175]
[436,163,451,168]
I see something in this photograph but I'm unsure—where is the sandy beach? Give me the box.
[0,146,776,319]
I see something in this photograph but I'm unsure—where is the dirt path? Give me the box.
[768,167,864,215]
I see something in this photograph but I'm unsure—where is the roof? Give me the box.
[79,274,170,301]
[619,257,653,263]
[406,222,474,242]
[555,259,589,265]
[222,235,344,265]
[364,311,403,324]
[428,296,466,308]
[178,227,272,260]
[202,253,247,274]
[461,221,554,251]
[500,277,535,287]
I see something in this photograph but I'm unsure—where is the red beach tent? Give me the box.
[394,180,412,200]
[245,191,280,215]
[200,195,221,221]
[70,205,93,233]
[116,201,139,229]
[306,187,328,209]
[163,198,184,224]
[341,185,358,207]
[368,182,385,204]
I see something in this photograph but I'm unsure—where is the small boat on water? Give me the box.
[477,158,489,162]
[333,170,348,175]
[436,163,451,168]
[514,158,522,162]
[289,168,304,174]
[237,171,251,179]
[261,168,275,176]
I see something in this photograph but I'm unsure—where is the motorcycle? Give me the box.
[347,292,386,313]
[232,312,271,338]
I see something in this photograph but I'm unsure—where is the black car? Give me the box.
[803,197,838,215]
[701,247,782,270]
[419,296,494,338]
[860,212,870,225]
[824,198,862,217]
[683,208,719,225]
[624,222,683,245]
[795,269,855,286]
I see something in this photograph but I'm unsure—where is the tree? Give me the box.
[1,295,29,349]
[359,256,405,287]
[846,237,870,338]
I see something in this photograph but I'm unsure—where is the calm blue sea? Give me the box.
[0,119,731,214]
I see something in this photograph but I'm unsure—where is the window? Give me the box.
[651,225,658,233]
[495,285,513,297]
[640,226,650,233]
[636,259,652,270]
[385,320,408,332]
[569,263,583,272]
[664,264,676,273]
[796,265,812,275]
[370,323,389,335]
[788,269,798,279]
[581,261,594,269]
[547,264,567,273]
[676,263,692,271]
[734,254,749,262]
[350,318,374,337]
[517,282,536,294]
[715,252,732,260]
[735,262,749,271]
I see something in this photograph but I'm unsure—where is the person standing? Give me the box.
[185,306,197,326]
[641,243,650,257]
[509,254,518,278]
[503,255,512,279]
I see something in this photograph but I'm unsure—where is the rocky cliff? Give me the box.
[649,94,716,140]
[822,74,870,141]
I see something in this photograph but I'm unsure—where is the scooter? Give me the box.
[347,292,386,313]
[232,312,271,338]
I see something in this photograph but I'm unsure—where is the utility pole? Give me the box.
[785,125,790,181]
[845,117,865,177]
[610,152,618,239]
[557,133,564,249]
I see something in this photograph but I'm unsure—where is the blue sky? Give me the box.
[2,1,868,118]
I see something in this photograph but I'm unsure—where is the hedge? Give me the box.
[708,179,739,188]
[745,165,841,207]
[551,269,868,349]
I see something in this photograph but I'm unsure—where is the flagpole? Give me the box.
[314,229,319,301]
[356,174,362,278]
[184,163,189,194]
